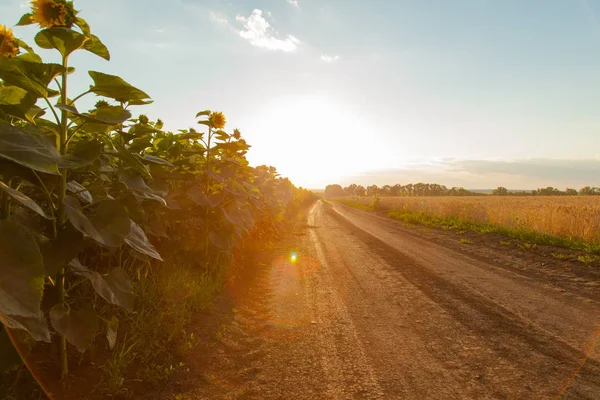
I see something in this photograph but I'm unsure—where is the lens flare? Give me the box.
[290,252,298,262]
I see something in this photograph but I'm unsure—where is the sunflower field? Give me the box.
[0,1,315,395]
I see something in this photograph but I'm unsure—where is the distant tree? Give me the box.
[492,186,509,196]
[367,184,379,196]
[534,187,563,196]
[565,188,578,196]
[579,186,600,196]
[324,184,344,198]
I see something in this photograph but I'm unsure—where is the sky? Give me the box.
[2,0,600,189]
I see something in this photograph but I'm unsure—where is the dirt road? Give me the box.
[169,200,600,399]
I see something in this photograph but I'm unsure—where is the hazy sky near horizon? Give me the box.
[3,0,600,189]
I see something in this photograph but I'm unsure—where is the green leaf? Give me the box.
[112,142,151,180]
[208,192,225,208]
[142,154,174,167]
[0,220,45,321]
[127,136,153,153]
[74,17,91,36]
[66,180,93,204]
[56,104,131,125]
[41,224,84,277]
[176,132,204,141]
[196,110,211,117]
[144,218,168,239]
[106,316,118,350]
[17,13,33,26]
[49,304,98,352]
[207,170,224,183]
[222,204,245,227]
[0,180,49,219]
[88,71,151,103]
[70,261,134,311]
[124,220,162,261]
[63,197,131,247]
[1,313,50,343]
[0,56,65,98]
[127,99,153,106]
[35,28,89,58]
[15,52,43,63]
[0,85,38,123]
[215,130,230,141]
[83,34,110,61]
[16,13,34,26]
[188,186,209,206]
[117,192,145,223]
[59,140,104,169]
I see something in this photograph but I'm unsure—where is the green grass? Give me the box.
[385,208,600,254]
[551,252,574,260]
[335,200,600,255]
[577,254,600,264]
[336,199,375,211]
[459,238,474,244]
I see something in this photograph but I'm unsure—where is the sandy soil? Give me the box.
[158,200,600,399]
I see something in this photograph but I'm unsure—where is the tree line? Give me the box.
[324,183,600,197]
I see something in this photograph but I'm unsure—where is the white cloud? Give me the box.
[287,0,299,8]
[235,9,301,52]
[209,11,229,26]
[19,0,28,9]
[320,54,340,63]
[156,28,165,34]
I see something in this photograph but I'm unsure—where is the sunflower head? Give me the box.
[31,0,76,29]
[209,111,226,129]
[95,100,109,109]
[0,25,20,58]
[233,128,241,140]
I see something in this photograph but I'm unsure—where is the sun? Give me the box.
[246,94,386,188]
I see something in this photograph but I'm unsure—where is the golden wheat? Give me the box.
[342,196,600,244]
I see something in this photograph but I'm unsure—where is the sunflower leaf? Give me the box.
[35,28,89,58]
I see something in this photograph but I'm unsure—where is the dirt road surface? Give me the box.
[165,200,600,399]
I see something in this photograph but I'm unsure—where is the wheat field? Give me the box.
[339,196,600,244]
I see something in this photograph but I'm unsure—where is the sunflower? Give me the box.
[31,0,70,29]
[0,25,20,58]
[209,111,226,129]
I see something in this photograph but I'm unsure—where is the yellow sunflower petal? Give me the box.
[0,25,20,58]
[209,112,226,129]
[31,0,67,29]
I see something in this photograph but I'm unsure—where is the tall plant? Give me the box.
[0,0,313,384]
[0,0,161,379]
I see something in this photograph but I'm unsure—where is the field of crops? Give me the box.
[337,196,600,246]
[0,2,316,397]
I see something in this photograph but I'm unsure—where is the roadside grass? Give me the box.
[127,258,223,389]
[552,252,575,260]
[335,199,600,256]
[459,238,474,244]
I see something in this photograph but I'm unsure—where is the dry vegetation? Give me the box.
[337,196,600,248]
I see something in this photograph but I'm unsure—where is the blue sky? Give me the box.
[3,0,600,189]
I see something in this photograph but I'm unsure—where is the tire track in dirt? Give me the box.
[158,201,600,399]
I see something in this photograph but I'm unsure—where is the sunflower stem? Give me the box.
[204,125,213,266]
[56,54,70,381]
